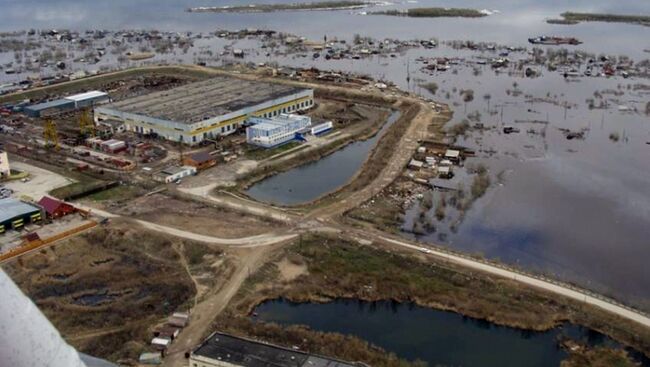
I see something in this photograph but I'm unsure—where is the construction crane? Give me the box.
[43,118,59,150]
[78,108,95,138]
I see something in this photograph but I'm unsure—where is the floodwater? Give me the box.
[1,0,649,58]
[245,110,400,205]
[1,1,650,307]
[253,298,650,367]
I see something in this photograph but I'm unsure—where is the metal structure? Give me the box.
[43,118,59,149]
[0,269,116,367]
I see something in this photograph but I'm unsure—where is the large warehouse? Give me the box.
[94,77,314,145]
[0,198,43,234]
[24,91,110,117]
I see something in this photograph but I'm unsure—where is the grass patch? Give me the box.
[245,141,302,161]
[346,196,403,234]
[229,234,650,359]
[374,7,487,18]
[49,177,106,200]
[85,184,144,202]
[560,345,639,367]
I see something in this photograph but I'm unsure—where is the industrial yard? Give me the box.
[2,2,650,366]
[1,64,648,367]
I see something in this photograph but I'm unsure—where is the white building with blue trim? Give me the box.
[246,114,312,148]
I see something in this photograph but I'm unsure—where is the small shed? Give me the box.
[155,326,180,341]
[438,166,453,179]
[139,352,162,365]
[168,315,189,328]
[444,149,461,163]
[154,166,196,184]
[151,337,170,350]
[38,196,76,219]
[408,159,424,170]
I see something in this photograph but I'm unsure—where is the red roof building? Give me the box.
[182,151,217,171]
[38,196,77,219]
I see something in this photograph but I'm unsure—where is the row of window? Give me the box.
[260,99,313,119]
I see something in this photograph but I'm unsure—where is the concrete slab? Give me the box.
[4,162,75,201]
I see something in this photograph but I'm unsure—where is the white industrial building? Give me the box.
[246,114,312,148]
[24,90,110,117]
[94,77,314,145]
[154,166,197,183]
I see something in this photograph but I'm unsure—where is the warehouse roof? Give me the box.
[37,196,66,215]
[193,332,355,367]
[0,198,41,224]
[24,99,73,112]
[188,151,214,164]
[65,91,108,102]
[102,77,309,124]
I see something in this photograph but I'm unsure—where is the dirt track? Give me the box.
[162,245,281,367]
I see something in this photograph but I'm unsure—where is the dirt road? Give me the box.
[374,234,650,328]
[162,246,276,367]
[75,204,297,247]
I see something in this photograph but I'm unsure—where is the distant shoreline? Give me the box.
[187,1,368,13]
[547,12,650,27]
[371,7,488,18]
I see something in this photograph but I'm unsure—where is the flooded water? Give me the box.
[245,110,400,205]
[253,298,650,367]
[2,1,650,307]
[1,1,649,59]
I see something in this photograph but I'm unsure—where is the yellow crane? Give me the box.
[43,118,59,150]
[79,108,95,137]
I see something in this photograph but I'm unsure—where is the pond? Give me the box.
[253,298,650,367]
[245,110,401,205]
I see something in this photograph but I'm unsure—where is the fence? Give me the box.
[0,221,97,263]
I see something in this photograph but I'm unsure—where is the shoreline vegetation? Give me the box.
[220,234,650,366]
[372,7,488,18]
[547,12,650,27]
[187,1,368,13]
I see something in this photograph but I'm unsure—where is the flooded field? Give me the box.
[253,298,650,367]
[1,0,649,308]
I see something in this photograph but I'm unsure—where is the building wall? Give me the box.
[0,208,42,234]
[155,166,197,183]
[189,355,242,367]
[94,90,314,146]
[246,115,312,148]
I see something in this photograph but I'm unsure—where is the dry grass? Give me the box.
[2,221,218,363]
[226,234,650,359]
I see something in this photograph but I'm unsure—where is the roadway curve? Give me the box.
[75,204,297,247]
